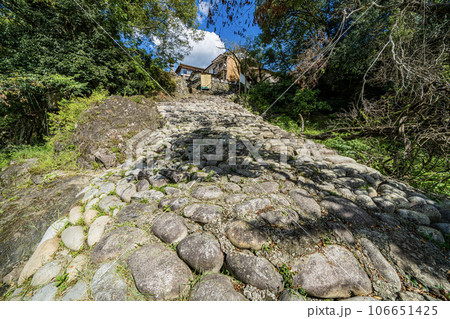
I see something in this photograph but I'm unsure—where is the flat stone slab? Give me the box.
[389,231,450,292]
[131,190,164,203]
[88,216,113,246]
[98,195,125,213]
[321,196,376,226]
[127,244,192,300]
[92,262,127,301]
[69,206,83,224]
[31,260,62,287]
[360,238,401,292]
[62,281,88,301]
[417,226,445,243]
[83,209,98,226]
[259,210,298,228]
[177,233,223,273]
[191,186,223,200]
[226,220,268,250]
[289,189,321,219]
[183,204,222,224]
[225,194,247,204]
[189,273,247,301]
[91,227,148,264]
[18,237,59,285]
[222,182,241,193]
[66,254,88,282]
[233,198,272,215]
[152,213,188,244]
[31,282,58,301]
[397,209,430,225]
[225,252,283,293]
[242,182,279,194]
[158,197,189,212]
[61,226,85,251]
[291,245,372,298]
[411,204,441,223]
[116,203,156,224]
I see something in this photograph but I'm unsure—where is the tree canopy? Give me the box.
[0,0,199,144]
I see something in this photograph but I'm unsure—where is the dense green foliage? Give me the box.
[0,0,198,145]
[0,91,108,173]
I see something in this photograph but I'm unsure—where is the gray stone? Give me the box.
[119,183,137,203]
[225,194,247,204]
[360,238,401,292]
[165,186,182,196]
[83,209,98,226]
[411,204,441,223]
[321,196,376,226]
[389,236,450,292]
[148,174,169,188]
[98,182,115,196]
[222,182,241,193]
[177,233,224,273]
[242,182,278,194]
[131,190,164,203]
[158,197,189,212]
[226,220,268,250]
[397,209,430,225]
[69,206,83,225]
[184,204,222,224]
[289,189,321,219]
[191,186,223,200]
[18,238,60,285]
[92,262,127,301]
[62,281,88,301]
[327,222,355,244]
[66,254,88,282]
[291,245,372,298]
[127,244,192,300]
[91,227,148,264]
[136,179,150,192]
[31,261,62,287]
[61,226,85,251]
[189,273,247,301]
[431,223,450,235]
[384,194,410,209]
[356,195,378,211]
[152,213,188,244]
[373,213,401,226]
[233,198,272,215]
[226,253,283,293]
[417,226,445,243]
[372,197,395,214]
[31,282,58,301]
[260,210,298,228]
[269,194,291,206]
[37,217,69,247]
[87,216,113,247]
[82,188,99,204]
[336,177,367,189]
[98,195,124,213]
[116,203,156,224]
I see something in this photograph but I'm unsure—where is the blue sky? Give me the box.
[180,0,261,68]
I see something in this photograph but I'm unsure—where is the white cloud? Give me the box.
[181,30,225,68]
[197,1,210,23]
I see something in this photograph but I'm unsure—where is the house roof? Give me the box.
[175,63,204,74]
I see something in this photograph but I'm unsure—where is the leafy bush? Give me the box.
[293,89,331,116]
[0,73,88,145]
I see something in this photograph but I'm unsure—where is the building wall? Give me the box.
[226,55,240,82]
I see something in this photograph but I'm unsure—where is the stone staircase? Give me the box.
[4,94,449,301]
